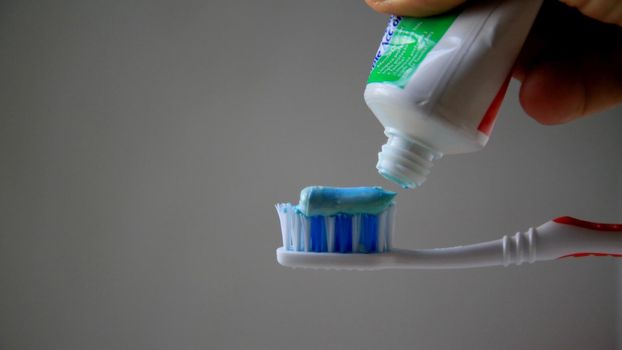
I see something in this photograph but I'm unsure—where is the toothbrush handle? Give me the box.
[495,216,622,267]
[528,216,622,262]
[397,216,622,269]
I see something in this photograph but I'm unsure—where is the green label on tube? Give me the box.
[368,12,459,88]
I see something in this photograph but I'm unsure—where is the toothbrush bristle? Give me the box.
[275,203,394,253]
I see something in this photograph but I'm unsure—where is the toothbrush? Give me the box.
[276,203,622,270]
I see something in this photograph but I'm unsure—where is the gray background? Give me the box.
[1,1,621,349]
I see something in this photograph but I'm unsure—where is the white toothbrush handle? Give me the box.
[517,216,622,262]
[394,216,622,269]
[275,216,622,270]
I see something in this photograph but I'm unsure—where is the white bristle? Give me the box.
[351,214,359,252]
[291,209,300,251]
[378,209,387,252]
[276,204,288,248]
[386,204,394,250]
[303,217,310,252]
[327,216,335,253]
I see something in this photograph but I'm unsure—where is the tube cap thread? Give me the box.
[376,129,442,189]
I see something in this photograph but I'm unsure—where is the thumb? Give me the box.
[560,0,622,25]
[365,0,466,17]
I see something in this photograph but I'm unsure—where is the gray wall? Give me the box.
[1,1,621,349]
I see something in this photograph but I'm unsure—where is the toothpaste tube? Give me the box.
[365,0,543,189]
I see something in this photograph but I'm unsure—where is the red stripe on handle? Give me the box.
[553,216,622,232]
[558,252,622,259]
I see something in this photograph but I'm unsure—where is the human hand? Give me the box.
[365,0,622,125]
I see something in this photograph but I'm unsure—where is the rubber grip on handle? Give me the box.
[551,216,622,259]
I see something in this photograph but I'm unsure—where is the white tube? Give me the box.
[365,0,543,188]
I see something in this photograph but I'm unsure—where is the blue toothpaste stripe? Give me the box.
[298,186,396,216]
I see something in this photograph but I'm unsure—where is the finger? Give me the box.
[519,50,622,125]
[514,2,622,124]
[365,0,466,17]
[560,0,622,26]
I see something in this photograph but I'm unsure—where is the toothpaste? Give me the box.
[297,186,396,216]
[365,0,543,189]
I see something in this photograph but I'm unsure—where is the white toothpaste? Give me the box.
[365,0,543,189]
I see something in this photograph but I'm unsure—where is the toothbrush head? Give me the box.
[276,203,395,253]
[275,186,397,270]
[275,247,406,271]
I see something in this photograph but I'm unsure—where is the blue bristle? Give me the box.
[276,203,393,253]
[334,214,353,253]
[310,216,327,252]
[359,214,379,253]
